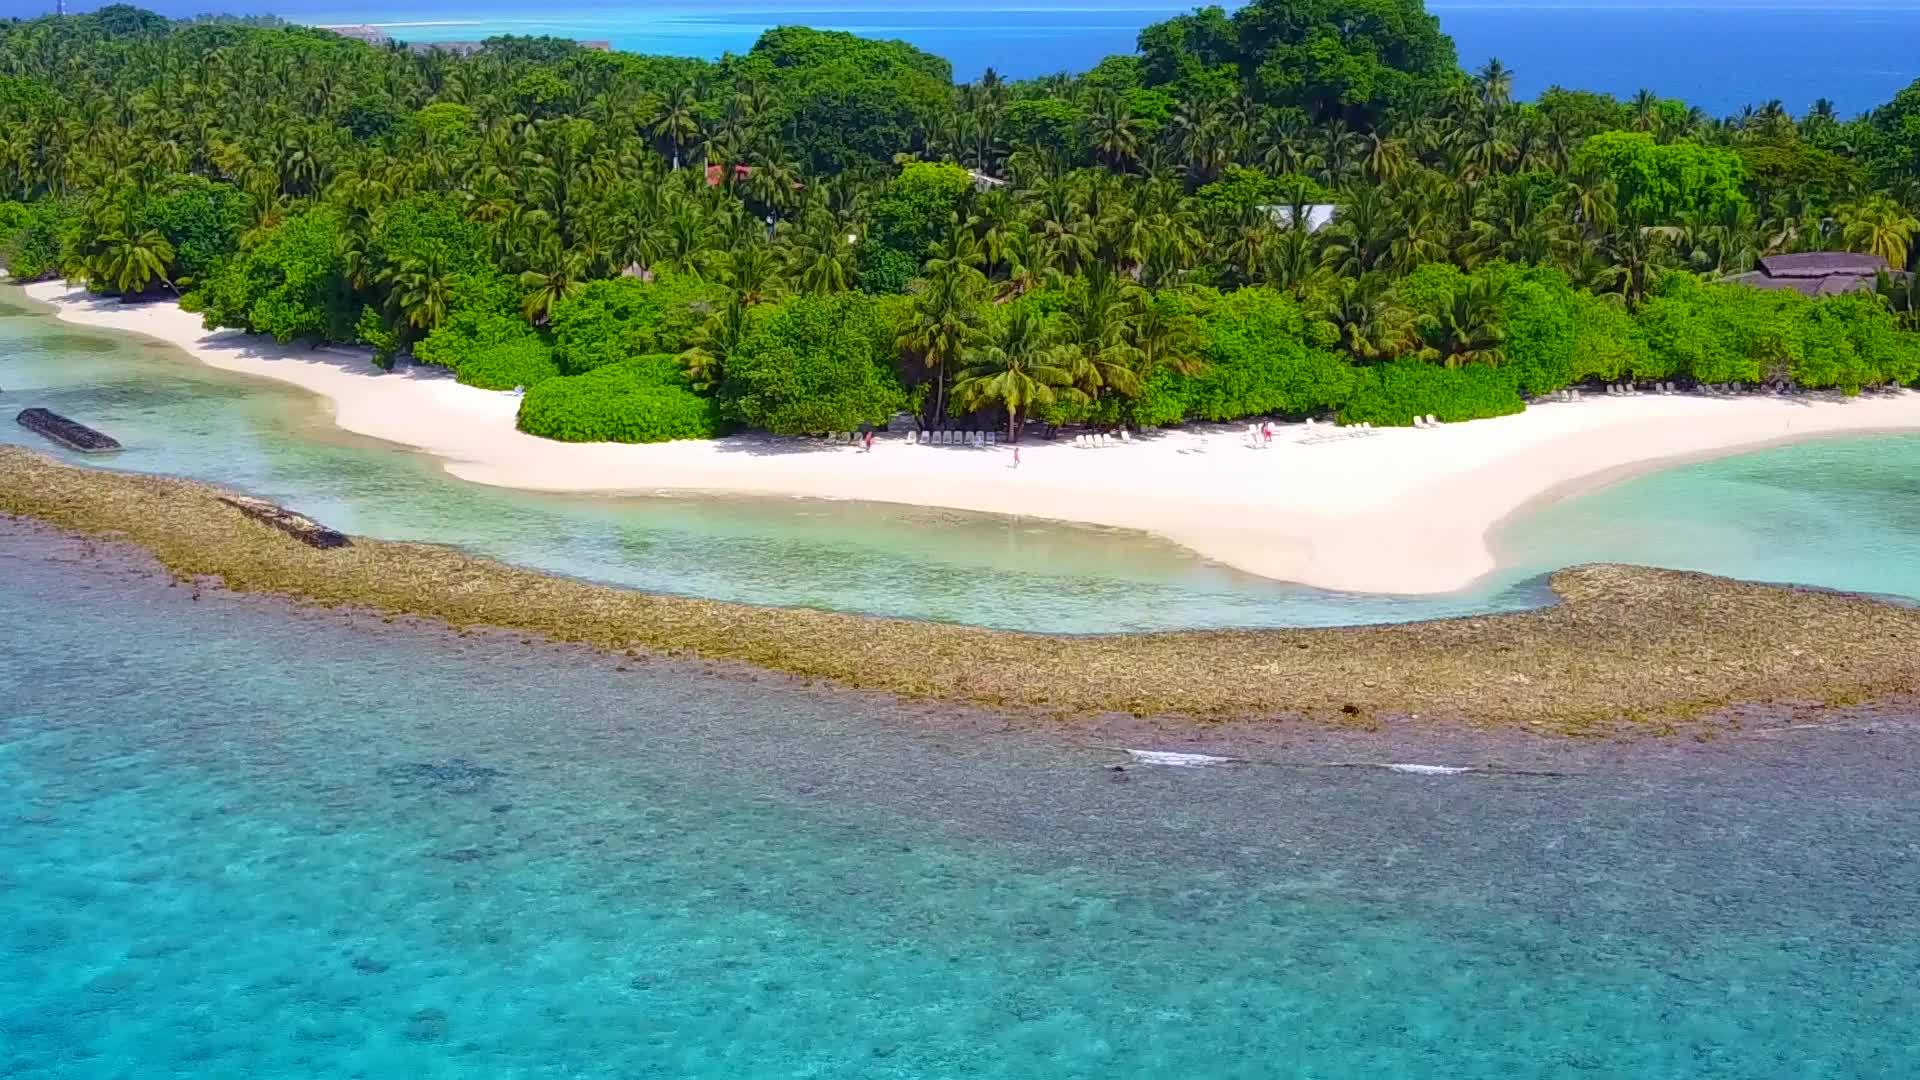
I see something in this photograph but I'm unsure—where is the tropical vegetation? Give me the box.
[4,1,1920,443]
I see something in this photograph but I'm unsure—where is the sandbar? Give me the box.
[25,281,1920,595]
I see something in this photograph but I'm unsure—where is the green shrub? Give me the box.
[516,355,721,443]
[1567,293,1645,384]
[1181,288,1356,419]
[1341,361,1525,426]
[2,198,81,282]
[413,272,559,388]
[1636,276,1920,390]
[457,338,563,391]
[722,292,907,434]
[549,274,725,375]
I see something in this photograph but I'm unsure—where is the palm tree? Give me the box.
[953,304,1084,442]
[1630,89,1660,133]
[1475,59,1515,108]
[1595,225,1670,311]
[1087,92,1141,172]
[1416,277,1508,368]
[720,243,785,306]
[650,87,701,171]
[1128,297,1204,378]
[518,241,588,323]
[94,226,175,296]
[386,250,453,331]
[680,294,751,391]
[787,210,856,295]
[1876,269,1920,332]
[1061,263,1144,400]
[897,261,987,427]
[1839,195,1920,270]
[1322,275,1411,360]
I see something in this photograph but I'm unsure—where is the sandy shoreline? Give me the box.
[24,281,1920,595]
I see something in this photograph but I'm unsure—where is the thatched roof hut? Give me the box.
[1726,252,1892,297]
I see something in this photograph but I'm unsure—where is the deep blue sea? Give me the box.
[35,0,1920,117]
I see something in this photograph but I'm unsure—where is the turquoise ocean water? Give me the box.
[5,514,1920,1077]
[7,287,1920,628]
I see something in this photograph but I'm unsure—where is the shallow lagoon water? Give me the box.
[0,291,1558,631]
[4,522,1920,1077]
[9,289,1920,628]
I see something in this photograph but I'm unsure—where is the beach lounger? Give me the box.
[1119,429,1130,443]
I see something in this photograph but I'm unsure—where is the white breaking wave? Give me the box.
[1125,750,1238,768]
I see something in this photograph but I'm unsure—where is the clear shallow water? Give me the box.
[10,288,1920,628]
[0,289,1556,631]
[4,522,1920,1077]
[1506,435,1920,605]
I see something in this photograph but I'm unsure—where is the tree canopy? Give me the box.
[1,2,1917,445]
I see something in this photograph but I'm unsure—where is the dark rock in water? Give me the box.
[350,954,389,975]
[216,495,350,549]
[404,1008,448,1042]
[16,408,120,452]
[439,847,489,864]
[377,759,502,794]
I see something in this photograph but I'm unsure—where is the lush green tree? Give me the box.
[93,227,175,296]
[0,198,80,281]
[412,272,560,389]
[725,292,908,433]
[549,274,729,375]
[1572,132,1748,226]
[858,162,974,292]
[1142,0,1458,124]
[1839,195,1920,270]
[1179,287,1355,420]
[193,208,356,343]
[136,178,248,289]
[953,302,1085,441]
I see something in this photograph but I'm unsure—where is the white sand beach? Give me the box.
[26,281,1920,595]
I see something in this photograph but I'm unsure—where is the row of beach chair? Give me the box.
[1412,414,1445,428]
[1295,418,1378,445]
[1073,430,1132,448]
[914,429,996,446]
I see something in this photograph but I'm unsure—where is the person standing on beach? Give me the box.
[864,430,874,453]
[1012,446,1021,469]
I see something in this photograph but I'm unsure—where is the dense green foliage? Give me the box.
[3,1,1919,440]
[516,354,721,442]
[723,293,908,434]
[411,271,559,388]
[549,275,727,374]
[1342,360,1524,425]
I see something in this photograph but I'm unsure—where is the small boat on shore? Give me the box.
[15,408,121,453]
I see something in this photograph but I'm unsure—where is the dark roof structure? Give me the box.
[1728,252,1893,297]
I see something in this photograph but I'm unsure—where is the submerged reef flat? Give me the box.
[4,445,1917,734]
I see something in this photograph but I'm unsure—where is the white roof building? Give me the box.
[1259,204,1338,233]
